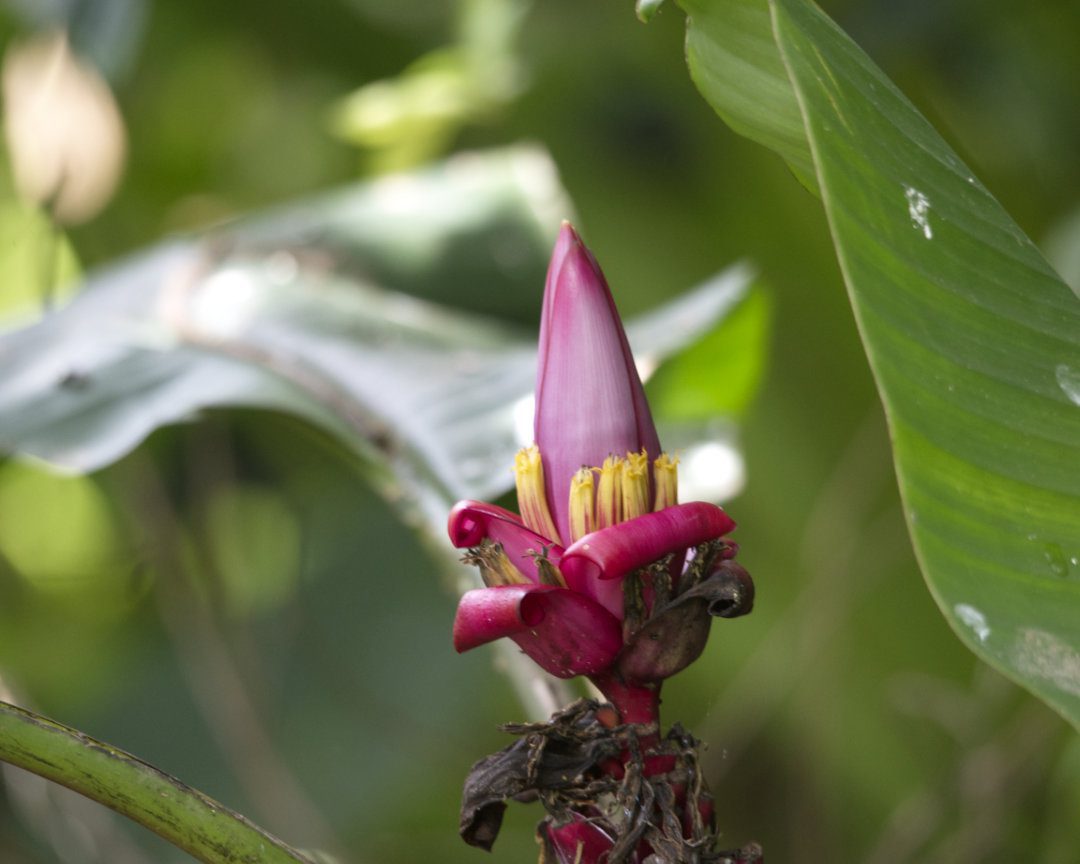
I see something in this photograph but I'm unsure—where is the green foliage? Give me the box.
[679,0,1080,728]
[0,1,1077,862]
[0,701,317,864]
[647,283,771,420]
[0,195,80,325]
[0,143,756,861]
[329,0,530,172]
[0,147,753,510]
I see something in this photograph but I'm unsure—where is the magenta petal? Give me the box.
[534,223,661,544]
[453,585,622,678]
[560,502,737,615]
[453,585,544,652]
[448,500,563,582]
[510,591,622,678]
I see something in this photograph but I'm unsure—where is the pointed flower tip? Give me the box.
[545,221,582,293]
[535,223,661,544]
[557,219,582,245]
[556,231,607,298]
[546,222,612,316]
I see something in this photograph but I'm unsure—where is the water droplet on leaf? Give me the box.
[953,603,990,642]
[903,185,933,240]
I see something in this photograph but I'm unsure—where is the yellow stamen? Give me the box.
[595,455,623,529]
[514,444,561,542]
[531,550,567,587]
[621,449,650,520]
[653,452,679,511]
[464,540,530,587]
[568,467,596,542]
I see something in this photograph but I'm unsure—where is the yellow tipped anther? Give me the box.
[595,455,623,530]
[514,444,561,543]
[487,548,531,587]
[465,541,530,587]
[653,452,679,511]
[621,449,650,521]
[532,551,567,587]
[568,467,596,542]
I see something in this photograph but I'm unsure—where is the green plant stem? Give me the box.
[0,700,317,864]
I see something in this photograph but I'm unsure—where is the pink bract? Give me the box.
[453,584,622,678]
[534,222,660,545]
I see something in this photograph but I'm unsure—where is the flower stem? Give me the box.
[590,674,662,726]
[0,700,317,864]
[589,675,680,780]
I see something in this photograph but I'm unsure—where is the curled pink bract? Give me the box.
[453,584,622,678]
[449,500,564,581]
[560,502,736,616]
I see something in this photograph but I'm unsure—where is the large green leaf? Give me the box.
[0,147,757,519]
[675,0,1080,726]
[682,0,817,192]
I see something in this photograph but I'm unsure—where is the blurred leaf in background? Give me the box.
[0,1,1077,863]
[2,29,126,226]
[0,189,80,326]
[329,0,531,173]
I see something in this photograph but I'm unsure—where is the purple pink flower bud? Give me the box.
[449,222,745,686]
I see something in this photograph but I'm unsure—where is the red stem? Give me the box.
[589,674,675,777]
[590,674,661,726]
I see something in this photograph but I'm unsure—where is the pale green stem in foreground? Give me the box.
[0,700,316,864]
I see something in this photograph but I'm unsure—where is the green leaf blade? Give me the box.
[674,0,1080,725]
[680,0,817,191]
[771,0,1080,725]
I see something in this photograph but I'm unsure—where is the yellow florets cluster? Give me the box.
[514,445,679,544]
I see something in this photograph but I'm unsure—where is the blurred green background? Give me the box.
[1,1,1079,862]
